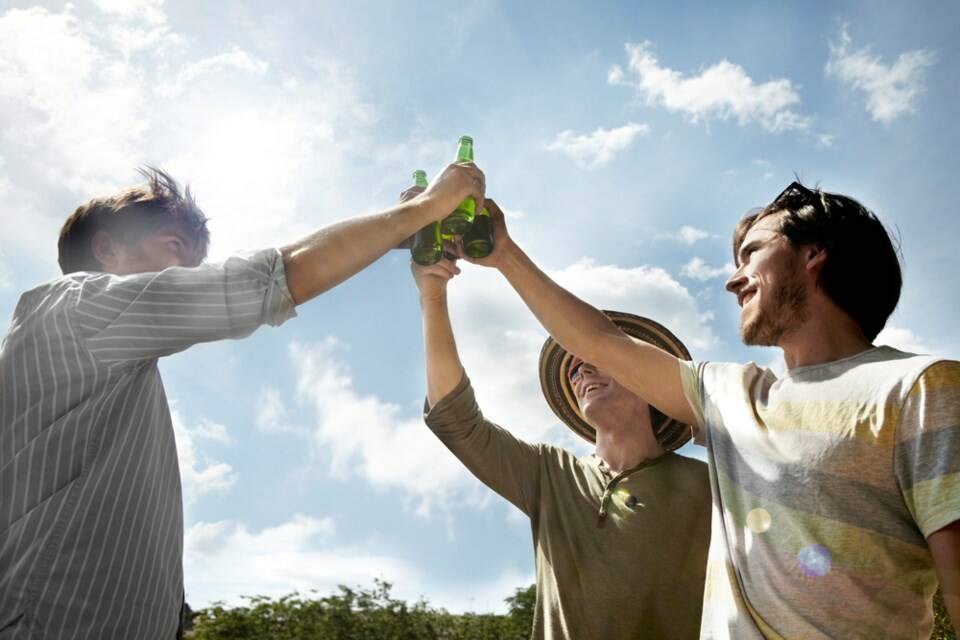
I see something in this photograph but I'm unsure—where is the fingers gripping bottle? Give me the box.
[440,135,476,235]
[410,170,443,266]
[462,205,494,258]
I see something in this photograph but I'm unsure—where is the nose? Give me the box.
[725,264,746,295]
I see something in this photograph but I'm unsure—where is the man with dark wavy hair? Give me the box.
[0,163,484,639]
[461,183,959,639]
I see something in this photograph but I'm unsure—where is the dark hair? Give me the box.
[57,167,210,274]
[732,181,901,342]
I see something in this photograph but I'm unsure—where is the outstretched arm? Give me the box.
[281,162,484,305]
[460,200,696,426]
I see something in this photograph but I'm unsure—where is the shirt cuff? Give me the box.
[423,373,479,430]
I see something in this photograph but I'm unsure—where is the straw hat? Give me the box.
[538,311,693,451]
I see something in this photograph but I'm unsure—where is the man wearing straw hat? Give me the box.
[410,256,711,639]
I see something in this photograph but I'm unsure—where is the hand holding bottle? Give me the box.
[418,161,485,225]
[410,251,461,303]
[455,198,514,269]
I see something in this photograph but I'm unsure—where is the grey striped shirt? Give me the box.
[0,249,296,639]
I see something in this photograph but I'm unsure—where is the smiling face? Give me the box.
[568,356,648,428]
[725,213,809,346]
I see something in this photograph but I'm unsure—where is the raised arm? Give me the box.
[412,254,465,407]
[460,200,696,426]
[281,162,484,304]
[411,254,542,515]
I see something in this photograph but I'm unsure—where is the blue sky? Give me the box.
[1,0,957,613]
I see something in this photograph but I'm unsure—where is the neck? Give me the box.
[779,297,872,369]
[594,416,664,475]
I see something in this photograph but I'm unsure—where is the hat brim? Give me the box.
[538,311,693,451]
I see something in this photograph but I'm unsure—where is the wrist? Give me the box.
[418,289,448,306]
[496,239,525,274]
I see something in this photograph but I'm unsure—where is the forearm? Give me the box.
[420,293,465,408]
[497,243,623,364]
[281,198,437,304]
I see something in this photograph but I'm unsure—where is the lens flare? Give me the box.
[796,544,832,578]
[746,508,771,533]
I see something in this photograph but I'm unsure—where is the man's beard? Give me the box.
[740,274,808,346]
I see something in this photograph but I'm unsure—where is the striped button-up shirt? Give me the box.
[0,249,296,639]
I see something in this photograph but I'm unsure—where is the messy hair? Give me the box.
[57,167,209,274]
[733,181,901,341]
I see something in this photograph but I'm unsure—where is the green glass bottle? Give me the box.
[462,206,494,258]
[440,135,476,235]
[410,170,443,266]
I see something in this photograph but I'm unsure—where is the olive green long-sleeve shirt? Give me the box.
[425,374,712,639]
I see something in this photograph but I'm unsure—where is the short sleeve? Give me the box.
[73,248,297,362]
[895,359,960,537]
[678,359,708,445]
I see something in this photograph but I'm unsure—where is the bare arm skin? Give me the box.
[460,200,696,426]
[929,520,960,632]
[410,254,464,408]
[280,162,484,305]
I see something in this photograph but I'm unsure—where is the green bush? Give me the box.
[189,580,535,640]
[189,582,955,639]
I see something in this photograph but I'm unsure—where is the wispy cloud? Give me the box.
[289,337,485,516]
[172,406,237,504]
[657,225,711,245]
[158,47,269,98]
[545,123,649,169]
[875,326,934,355]
[184,513,530,612]
[680,257,734,281]
[825,26,934,124]
[609,41,810,132]
[93,0,166,25]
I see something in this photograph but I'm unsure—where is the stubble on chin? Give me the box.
[740,279,808,347]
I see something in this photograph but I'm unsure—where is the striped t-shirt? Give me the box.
[0,249,296,639]
[679,346,960,639]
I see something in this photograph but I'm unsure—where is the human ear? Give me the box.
[805,245,827,276]
[91,231,120,271]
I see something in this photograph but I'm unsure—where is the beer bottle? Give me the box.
[410,170,443,266]
[462,206,494,258]
[440,135,476,235]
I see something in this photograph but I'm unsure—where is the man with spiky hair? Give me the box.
[0,164,484,639]
[463,183,959,638]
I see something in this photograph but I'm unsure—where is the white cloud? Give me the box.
[0,6,148,193]
[183,513,530,613]
[158,46,269,97]
[817,133,835,148]
[256,387,303,434]
[93,0,166,25]
[172,406,237,504]
[289,337,486,515]
[545,122,649,169]
[825,27,934,124]
[609,41,810,132]
[875,326,932,355]
[657,225,711,244]
[184,514,404,607]
[680,257,734,281]
[0,255,12,289]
